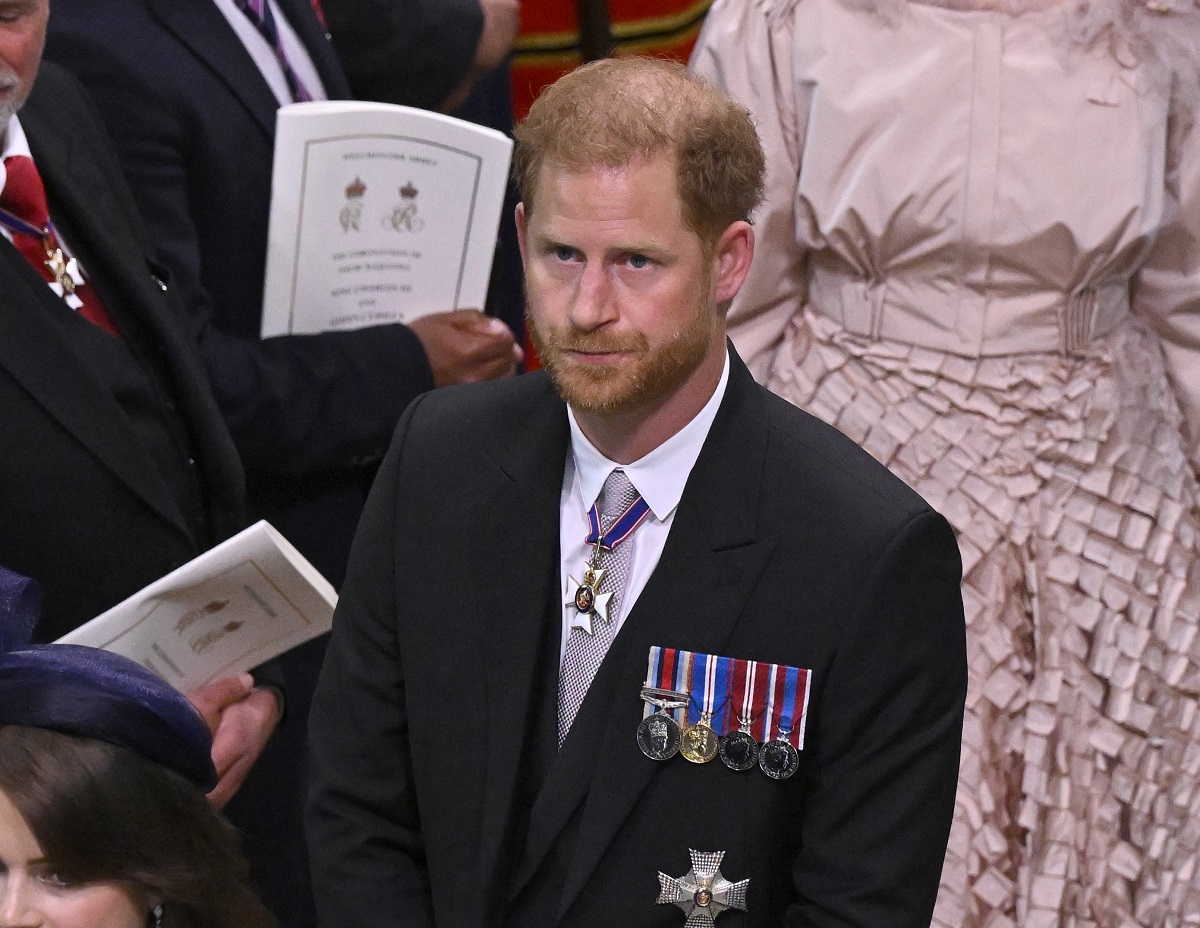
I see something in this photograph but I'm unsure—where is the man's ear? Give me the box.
[711,220,755,305]
[515,202,528,264]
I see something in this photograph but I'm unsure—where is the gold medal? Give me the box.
[680,713,720,764]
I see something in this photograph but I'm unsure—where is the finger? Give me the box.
[187,673,255,730]
[459,313,513,340]
[206,753,256,810]
[204,690,280,807]
[447,308,488,329]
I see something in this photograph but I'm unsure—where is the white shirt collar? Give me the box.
[567,349,731,521]
[0,115,33,195]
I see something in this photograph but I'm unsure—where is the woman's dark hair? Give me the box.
[0,725,275,928]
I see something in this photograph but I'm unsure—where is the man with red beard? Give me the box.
[308,57,967,928]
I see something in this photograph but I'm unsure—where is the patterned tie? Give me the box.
[557,468,645,746]
[233,0,314,103]
[0,155,121,338]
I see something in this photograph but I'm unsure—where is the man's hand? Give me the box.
[188,674,282,809]
[409,309,523,387]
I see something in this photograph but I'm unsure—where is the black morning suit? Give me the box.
[307,349,968,927]
[0,62,244,644]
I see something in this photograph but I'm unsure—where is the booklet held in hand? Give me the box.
[57,522,337,691]
[261,101,513,337]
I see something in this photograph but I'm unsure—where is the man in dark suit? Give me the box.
[307,58,967,927]
[0,2,277,809]
[44,0,520,590]
[43,6,518,922]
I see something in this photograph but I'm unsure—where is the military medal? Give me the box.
[719,653,764,771]
[719,721,759,772]
[637,687,688,761]
[758,730,800,780]
[681,712,721,764]
[638,647,692,761]
[756,663,810,781]
[680,652,727,764]
[640,646,812,780]
[657,848,749,925]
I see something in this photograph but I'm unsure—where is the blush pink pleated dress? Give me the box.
[693,0,1200,924]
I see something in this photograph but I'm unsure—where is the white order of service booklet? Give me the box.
[57,522,337,692]
[261,101,514,337]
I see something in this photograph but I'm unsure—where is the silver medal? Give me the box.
[757,732,800,780]
[637,686,688,762]
[719,728,759,772]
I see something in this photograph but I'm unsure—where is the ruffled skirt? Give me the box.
[768,307,1200,927]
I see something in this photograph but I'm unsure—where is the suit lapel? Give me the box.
[148,0,282,137]
[510,354,778,912]
[472,377,570,917]
[1,113,195,539]
[274,0,352,99]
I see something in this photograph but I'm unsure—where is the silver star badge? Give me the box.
[566,570,612,636]
[657,849,749,926]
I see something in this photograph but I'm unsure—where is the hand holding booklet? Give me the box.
[261,101,514,337]
[57,522,337,692]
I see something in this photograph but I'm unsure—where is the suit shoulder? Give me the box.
[396,372,558,448]
[415,371,554,420]
[758,383,934,524]
[25,62,135,168]
[24,61,92,121]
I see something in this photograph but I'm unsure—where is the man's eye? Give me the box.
[552,246,576,262]
[628,254,652,269]
[0,2,32,23]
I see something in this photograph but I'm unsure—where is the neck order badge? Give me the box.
[568,487,651,633]
[558,469,649,745]
[0,155,121,337]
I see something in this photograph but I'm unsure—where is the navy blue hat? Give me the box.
[0,644,217,790]
[0,565,40,653]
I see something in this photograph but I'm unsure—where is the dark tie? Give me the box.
[557,468,645,745]
[232,0,314,103]
[0,155,121,338]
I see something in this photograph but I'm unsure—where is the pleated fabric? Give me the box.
[771,307,1200,927]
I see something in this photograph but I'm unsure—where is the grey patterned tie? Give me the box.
[557,468,643,746]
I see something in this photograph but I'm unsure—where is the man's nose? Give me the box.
[569,263,618,330]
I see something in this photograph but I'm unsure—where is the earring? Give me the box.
[149,904,165,928]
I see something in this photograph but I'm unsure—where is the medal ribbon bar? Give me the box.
[763,663,810,748]
[643,647,812,749]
